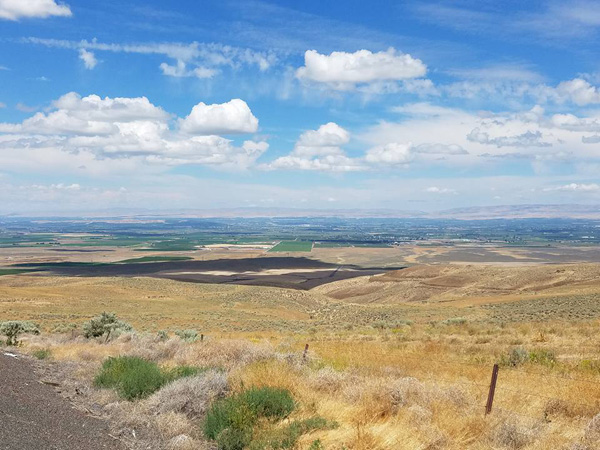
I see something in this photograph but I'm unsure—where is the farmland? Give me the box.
[268,240,313,252]
[2,217,600,449]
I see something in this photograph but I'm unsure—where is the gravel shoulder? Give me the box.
[0,352,122,450]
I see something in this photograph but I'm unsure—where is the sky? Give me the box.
[0,0,600,214]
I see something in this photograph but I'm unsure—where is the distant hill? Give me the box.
[2,204,600,220]
[430,204,600,219]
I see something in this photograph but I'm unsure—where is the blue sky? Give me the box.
[1,0,600,214]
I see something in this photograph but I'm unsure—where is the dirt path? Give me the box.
[0,352,122,450]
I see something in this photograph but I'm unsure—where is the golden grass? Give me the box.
[14,318,600,449]
[4,263,600,449]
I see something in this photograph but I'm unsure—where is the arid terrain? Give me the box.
[2,243,600,450]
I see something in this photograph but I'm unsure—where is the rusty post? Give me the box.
[302,344,309,361]
[200,334,204,342]
[485,364,499,415]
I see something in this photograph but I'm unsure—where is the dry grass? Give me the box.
[12,317,600,450]
[4,262,600,449]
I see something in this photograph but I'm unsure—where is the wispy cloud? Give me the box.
[23,37,278,79]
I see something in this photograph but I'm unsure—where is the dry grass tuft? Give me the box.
[166,434,210,450]
[490,417,541,449]
[154,411,195,440]
[147,370,228,418]
[584,413,600,443]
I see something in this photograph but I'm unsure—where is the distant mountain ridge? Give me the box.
[2,204,600,220]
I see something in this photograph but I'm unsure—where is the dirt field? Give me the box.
[313,263,600,306]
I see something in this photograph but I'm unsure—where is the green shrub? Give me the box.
[95,356,165,400]
[94,356,201,400]
[83,312,133,342]
[240,387,295,420]
[175,329,199,342]
[204,387,296,445]
[216,426,253,450]
[0,320,40,345]
[33,349,51,360]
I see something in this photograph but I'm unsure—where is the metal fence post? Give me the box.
[302,343,309,361]
[485,363,499,415]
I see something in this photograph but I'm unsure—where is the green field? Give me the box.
[314,242,391,248]
[0,268,40,276]
[268,240,313,252]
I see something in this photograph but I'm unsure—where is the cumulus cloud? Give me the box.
[552,78,600,106]
[265,122,365,172]
[78,49,97,69]
[0,0,71,20]
[179,99,258,135]
[550,113,600,132]
[0,92,267,171]
[293,122,350,157]
[361,103,600,168]
[296,48,427,91]
[365,143,412,166]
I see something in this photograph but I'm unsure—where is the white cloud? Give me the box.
[544,183,600,192]
[159,60,217,79]
[0,102,5,109]
[467,129,552,148]
[265,122,365,172]
[425,186,457,194]
[78,49,97,69]
[296,48,427,91]
[24,37,277,80]
[293,122,350,157]
[0,92,267,171]
[0,0,71,20]
[413,143,468,155]
[551,78,600,106]
[179,99,258,135]
[365,142,412,166]
[266,154,364,172]
[361,103,600,168]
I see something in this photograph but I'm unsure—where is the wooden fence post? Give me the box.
[485,363,499,415]
[302,344,309,361]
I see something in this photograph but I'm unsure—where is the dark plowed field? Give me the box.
[32,257,399,290]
